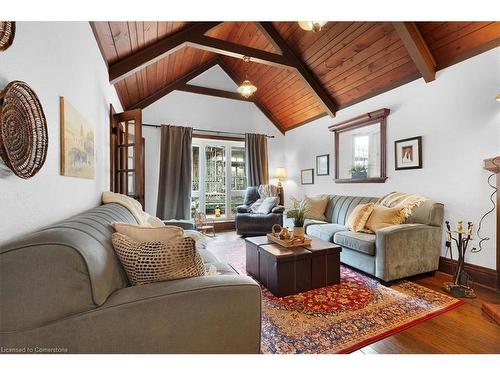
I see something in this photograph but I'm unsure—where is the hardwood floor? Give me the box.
[210,231,500,354]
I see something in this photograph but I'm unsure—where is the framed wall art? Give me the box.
[316,154,329,176]
[60,97,95,179]
[301,168,314,185]
[395,136,422,170]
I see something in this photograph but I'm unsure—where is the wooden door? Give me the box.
[110,105,145,208]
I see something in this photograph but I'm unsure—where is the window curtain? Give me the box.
[245,133,269,187]
[156,125,193,220]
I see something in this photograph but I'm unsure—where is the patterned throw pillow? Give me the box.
[346,203,375,232]
[111,233,205,285]
[364,205,406,233]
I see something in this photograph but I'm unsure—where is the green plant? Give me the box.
[348,164,368,174]
[286,208,306,227]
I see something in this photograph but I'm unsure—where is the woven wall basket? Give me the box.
[0,21,16,51]
[0,81,48,178]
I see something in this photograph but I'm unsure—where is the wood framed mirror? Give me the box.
[329,108,389,183]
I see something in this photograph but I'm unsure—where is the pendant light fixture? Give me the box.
[298,21,327,32]
[237,56,257,98]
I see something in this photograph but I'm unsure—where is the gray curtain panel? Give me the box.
[245,133,269,186]
[156,125,193,220]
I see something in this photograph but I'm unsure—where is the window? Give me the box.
[191,139,246,220]
[353,135,369,168]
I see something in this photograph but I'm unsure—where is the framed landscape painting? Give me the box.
[395,136,422,170]
[301,168,314,185]
[60,97,95,179]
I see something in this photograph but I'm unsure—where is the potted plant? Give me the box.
[349,164,368,179]
[286,207,306,239]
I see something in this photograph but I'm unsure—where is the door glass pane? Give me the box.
[127,172,135,196]
[205,146,226,217]
[192,146,199,191]
[127,145,134,170]
[231,147,246,191]
[127,120,135,138]
[230,193,245,215]
[191,194,199,219]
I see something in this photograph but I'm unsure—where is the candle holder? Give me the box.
[442,221,477,298]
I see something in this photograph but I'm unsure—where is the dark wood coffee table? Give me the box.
[244,236,342,297]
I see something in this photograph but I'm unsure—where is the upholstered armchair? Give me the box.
[235,186,284,236]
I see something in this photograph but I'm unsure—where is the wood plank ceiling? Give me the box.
[91,21,500,132]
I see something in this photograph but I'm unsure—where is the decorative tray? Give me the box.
[266,233,312,248]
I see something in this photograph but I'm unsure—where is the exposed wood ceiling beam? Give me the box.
[217,57,285,135]
[257,22,337,118]
[177,84,252,102]
[254,22,284,55]
[126,55,285,134]
[185,35,294,69]
[393,22,436,82]
[108,22,221,84]
[128,57,220,110]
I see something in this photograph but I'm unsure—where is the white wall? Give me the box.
[142,65,285,215]
[0,22,122,244]
[283,47,500,269]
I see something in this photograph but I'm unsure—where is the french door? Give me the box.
[192,139,246,219]
[110,105,145,208]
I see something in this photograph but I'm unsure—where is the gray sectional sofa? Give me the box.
[285,195,444,283]
[0,203,261,353]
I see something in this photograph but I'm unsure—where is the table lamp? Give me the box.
[275,167,287,205]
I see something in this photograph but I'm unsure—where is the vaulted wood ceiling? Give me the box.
[91,21,500,133]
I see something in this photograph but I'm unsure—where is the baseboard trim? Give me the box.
[438,256,498,291]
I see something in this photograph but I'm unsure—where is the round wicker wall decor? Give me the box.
[0,81,48,178]
[0,21,16,51]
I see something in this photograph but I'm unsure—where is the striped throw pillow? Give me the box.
[346,203,375,232]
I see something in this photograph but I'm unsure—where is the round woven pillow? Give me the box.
[0,21,15,51]
[0,81,48,178]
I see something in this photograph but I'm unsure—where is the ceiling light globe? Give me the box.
[238,80,257,98]
[298,21,327,32]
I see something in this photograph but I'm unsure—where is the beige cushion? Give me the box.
[111,233,205,285]
[346,203,375,232]
[303,195,329,221]
[112,222,184,242]
[365,205,405,233]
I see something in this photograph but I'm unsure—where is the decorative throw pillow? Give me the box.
[111,233,205,285]
[257,196,279,214]
[346,203,375,232]
[364,205,406,233]
[302,195,329,221]
[258,184,278,199]
[112,222,184,243]
[250,198,264,213]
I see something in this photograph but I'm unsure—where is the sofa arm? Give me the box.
[271,205,285,214]
[236,205,251,213]
[375,224,441,282]
[1,275,261,354]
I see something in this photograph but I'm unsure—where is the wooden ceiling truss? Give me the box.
[91,21,500,132]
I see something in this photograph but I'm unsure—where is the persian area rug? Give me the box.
[208,237,464,354]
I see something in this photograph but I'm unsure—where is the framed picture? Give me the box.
[316,154,329,176]
[301,168,314,185]
[395,136,422,170]
[60,97,95,179]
